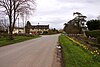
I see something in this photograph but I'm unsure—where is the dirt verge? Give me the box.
[52,45,64,67]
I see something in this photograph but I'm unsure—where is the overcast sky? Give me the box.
[29,0,100,29]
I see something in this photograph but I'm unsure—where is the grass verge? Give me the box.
[0,35,40,47]
[59,34,100,67]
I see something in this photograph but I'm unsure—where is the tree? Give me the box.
[0,11,9,32]
[86,19,100,30]
[0,18,8,32]
[73,12,82,16]
[64,12,87,34]
[63,23,68,32]
[0,0,35,39]
[25,21,31,34]
[73,12,87,33]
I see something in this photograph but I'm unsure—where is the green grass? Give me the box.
[0,35,40,47]
[59,34,100,67]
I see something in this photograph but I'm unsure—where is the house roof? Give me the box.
[14,25,49,29]
[14,27,24,29]
[31,25,49,29]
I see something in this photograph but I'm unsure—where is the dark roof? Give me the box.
[14,27,24,29]
[31,25,49,29]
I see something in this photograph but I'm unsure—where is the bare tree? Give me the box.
[0,0,35,39]
[0,11,8,33]
[0,18,8,31]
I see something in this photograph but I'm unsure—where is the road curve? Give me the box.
[0,34,59,67]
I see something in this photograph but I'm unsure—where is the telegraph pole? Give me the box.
[38,23,39,35]
[18,18,19,33]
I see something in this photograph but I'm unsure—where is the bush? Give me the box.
[97,37,100,44]
[85,30,100,38]
[13,33,36,37]
[42,31,48,35]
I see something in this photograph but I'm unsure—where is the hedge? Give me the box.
[85,30,100,38]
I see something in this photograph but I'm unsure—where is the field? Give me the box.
[0,35,40,47]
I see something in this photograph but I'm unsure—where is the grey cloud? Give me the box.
[36,5,84,17]
[57,0,100,4]
[31,0,100,29]
[87,14,98,20]
[32,17,66,29]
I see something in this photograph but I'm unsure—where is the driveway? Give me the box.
[0,34,60,67]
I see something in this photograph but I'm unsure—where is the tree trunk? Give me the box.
[9,27,13,40]
[9,16,13,40]
[8,0,13,40]
[12,1,16,35]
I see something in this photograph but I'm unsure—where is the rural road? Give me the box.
[0,34,60,67]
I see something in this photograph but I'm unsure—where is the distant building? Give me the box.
[13,27,24,34]
[13,25,49,34]
[30,25,49,34]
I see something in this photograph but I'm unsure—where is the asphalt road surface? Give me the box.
[0,34,60,67]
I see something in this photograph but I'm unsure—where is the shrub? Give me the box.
[97,37,100,44]
[85,30,100,38]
